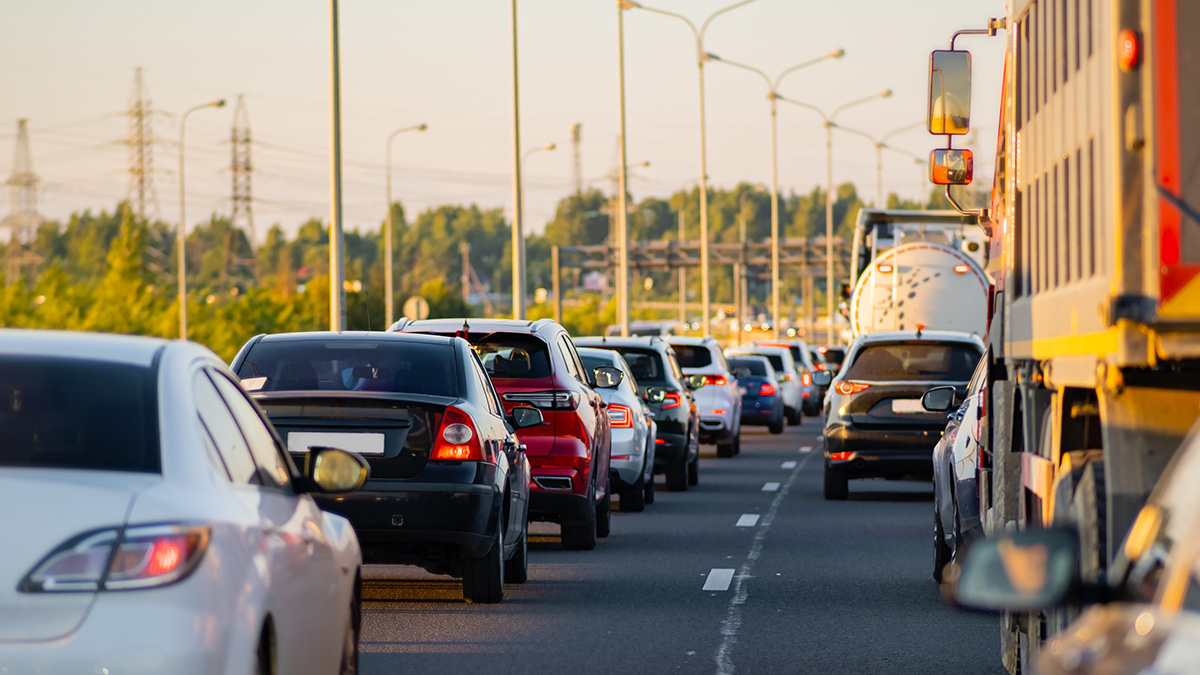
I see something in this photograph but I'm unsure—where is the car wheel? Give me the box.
[254,623,274,675]
[666,457,688,492]
[786,405,802,425]
[620,472,646,512]
[503,525,528,584]
[933,504,952,583]
[338,599,359,675]
[716,437,735,458]
[687,454,699,486]
[733,433,741,455]
[561,482,598,550]
[595,489,611,538]
[823,467,848,500]
[462,520,504,603]
[643,471,656,504]
[768,416,784,434]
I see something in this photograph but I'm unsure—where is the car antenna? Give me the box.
[364,288,372,332]
[456,319,470,339]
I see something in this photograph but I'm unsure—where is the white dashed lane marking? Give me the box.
[799,445,813,453]
[703,568,735,591]
[736,514,760,527]
[780,460,798,469]
[762,482,781,492]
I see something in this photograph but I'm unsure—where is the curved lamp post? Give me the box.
[832,121,923,206]
[178,98,226,340]
[776,89,892,344]
[384,123,428,326]
[706,48,844,338]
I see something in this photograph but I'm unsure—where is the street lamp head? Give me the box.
[617,0,640,9]
[705,52,722,61]
[877,89,894,98]
[828,48,846,59]
[212,99,227,108]
[545,143,557,151]
[416,123,429,131]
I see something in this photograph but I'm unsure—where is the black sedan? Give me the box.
[231,331,542,604]
[728,355,785,434]
[814,329,983,501]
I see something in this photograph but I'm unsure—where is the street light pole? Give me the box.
[177,98,225,340]
[777,89,892,344]
[510,0,525,320]
[832,121,922,206]
[622,0,759,335]
[384,123,428,327]
[329,0,346,332]
[706,49,844,339]
[616,2,631,337]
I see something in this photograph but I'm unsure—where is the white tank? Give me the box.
[849,241,988,338]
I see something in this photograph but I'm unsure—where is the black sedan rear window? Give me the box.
[728,357,767,377]
[671,345,712,368]
[611,348,668,386]
[0,356,159,473]
[238,340,458,398]
[844,342,980,382]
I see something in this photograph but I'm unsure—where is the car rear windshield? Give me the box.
[610,348,669,386]
[470,334,553,379]
[820,347,846,366]
[843,342,980,382]
[728,357,768,377]
[237,340,459,397]
[671,345,712,368]
[743,352,786,373]
[0,356,160,473]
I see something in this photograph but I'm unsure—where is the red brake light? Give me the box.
[835,381,870,395]
[703,374,727,386]
[759,383,775,396]
[661,392,682,410]
[432,406,485,461]
[815,363,825,371]
[830,451,853,461]
[655,438,667,445]
[801,372,812,387]
[608,403,634,429]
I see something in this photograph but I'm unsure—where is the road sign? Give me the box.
[403,296,430,320]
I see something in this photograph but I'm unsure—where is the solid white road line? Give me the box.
[703,568,736,592]
[761,482,780,492]
[780,460,797,469]
[799,445,813,453]
[714,451,816,675]
[736,514,760,527]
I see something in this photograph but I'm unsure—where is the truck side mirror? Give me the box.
[930,149,974,185]
[928,50,972,135]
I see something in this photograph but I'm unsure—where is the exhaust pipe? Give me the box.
[534,476,574,491]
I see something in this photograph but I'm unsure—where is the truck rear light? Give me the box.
[661,392,683,410]
[954,264,970,274]
[801,372,812,386]
[835,381,870,395]
[608,403,634,428]
[759,383,776,396]
[703,374,727,386]
[503,390,580,410]
[21,524,211,593]
[877,263,894,273]
[432,406,484,461]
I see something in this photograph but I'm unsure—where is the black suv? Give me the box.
[575,336,703,491]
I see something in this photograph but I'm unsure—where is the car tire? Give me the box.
[733,433,741,455]
[462,521,504,603]
[643,471,655,504]
[666,458,688,492]
[933,505,952,583]
[823,467,848,500]
[716,437,735,458]
[687,454,699,486]
[768,416,784,434]
[254,625,274,675]
[595,489,611,538]
[503,525,528,584]
[561,482,598,550]
[338,598,359,675]
[620,473,646,512]
[786,405,802,425]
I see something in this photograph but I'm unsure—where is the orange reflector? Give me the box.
[954,264,970,274]
[877,263,894,273]
[829,451,853,461]
[1119,29,1140,71]
[432,445,474,460]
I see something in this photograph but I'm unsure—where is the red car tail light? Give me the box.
[801,372,812,387]
[608,403,634,429]
[655,438,667,445]
[703,374,727,386]
[432,406,484,461]
[815,363,825,371]
[829,451,853,461]
[21,524,211,593]
[759,383,775,396]
[835,381,870,395]
[661,392,683,410]
[711,409,727,415]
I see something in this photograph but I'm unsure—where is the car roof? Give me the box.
[727,344,791,357]
[666,336,716,346]
[255,331,456,346]
[575,336,667,349]
[577,346,620,362]
[853,330,983,346]
[0,329,168,367]
[391,318,561,336]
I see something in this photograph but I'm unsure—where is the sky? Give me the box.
[1,0,1006,242]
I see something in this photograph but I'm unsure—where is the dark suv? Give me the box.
[392,318,612,550]
[575,336,702,492]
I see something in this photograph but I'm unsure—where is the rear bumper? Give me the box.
[529,489,592,524]
[609,430,645,487]
[740,397,781,425]
[698,414,735,443]
[823,422,940,478]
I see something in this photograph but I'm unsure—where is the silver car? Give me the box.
[579,347,657,512]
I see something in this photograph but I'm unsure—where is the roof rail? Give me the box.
[530,318,556,332]
[387,317,410,332]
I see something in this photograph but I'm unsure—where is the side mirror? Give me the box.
[928,49,972,135]
[593,365,624,389]
[948,528,1079,613]
[811,371,833,387]
[922,385,958,412]
[304,447,369,493]
[644,387,667,403]
[509,405,544,430]
[930,148,974,185]
[686,374,707,390]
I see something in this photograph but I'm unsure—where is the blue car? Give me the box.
[728,355,784,435]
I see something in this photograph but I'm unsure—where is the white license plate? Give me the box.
[891,399,925,414]
[287,432,385,455]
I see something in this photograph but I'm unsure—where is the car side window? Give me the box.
[470,351,504,418]
[208,370,293,491]
[665,349,685,383]
[558,334,585,383]
[193,371,261,485]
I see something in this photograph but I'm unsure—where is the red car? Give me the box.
[392,318,612,550]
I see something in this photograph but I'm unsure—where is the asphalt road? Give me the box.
[359,418,1004,675]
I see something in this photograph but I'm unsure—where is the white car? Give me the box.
[725,344,804,425]
[578,347,657,511]
[669,336,742,457]
[0,330,368,675]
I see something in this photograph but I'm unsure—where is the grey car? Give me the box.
[578,347,657,512]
